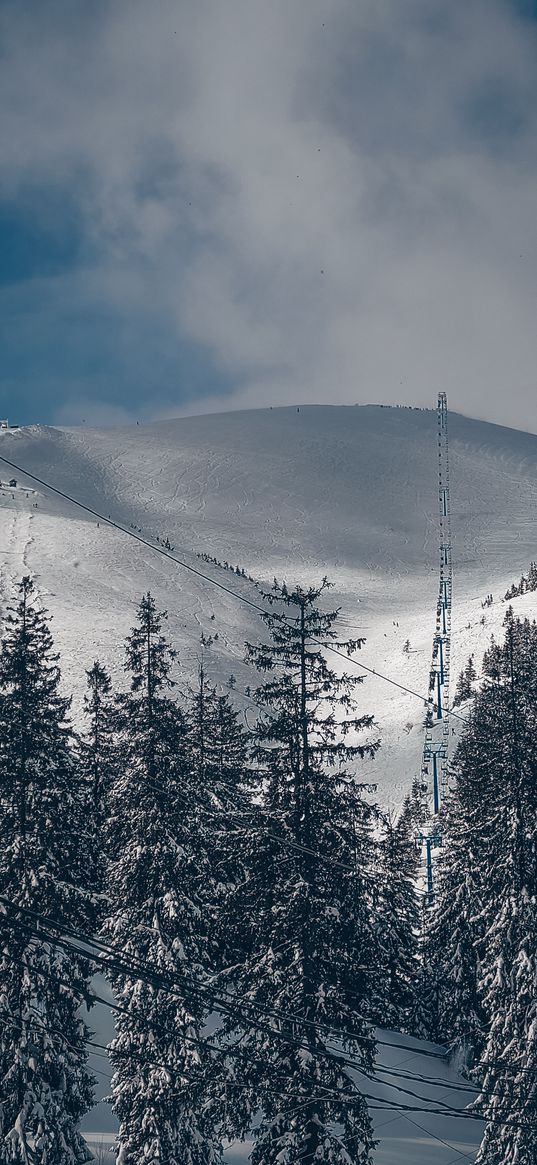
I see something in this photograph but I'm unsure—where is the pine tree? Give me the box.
[373,809,420,1034]
[475,891,537,1164]
[187,664,252,966]
[0,577,94,1163]
[188,661,250,804]
[433,611,537,1157]
[401,775,428,831]
[79,661,118,905]
[81,660,117,822]
[409,902,443,1043]
[424,787,487,1068]
[472,612,537,1162]
[102,594,221,1165]
[528,560,537,592]
[453,654,476,707]
[218,579,381,1165]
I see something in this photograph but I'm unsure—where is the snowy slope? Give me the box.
[3,402,536,1161]
[83,1010,485,1164]
[2,403,537,812]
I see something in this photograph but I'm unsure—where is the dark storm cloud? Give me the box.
[1,0,537,429]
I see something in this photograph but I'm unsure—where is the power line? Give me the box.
[0,897,384,1062]
[0,916,508,1133]
[4,894,530,1084]
[0,896,443,1067]
[403,1110,476,1163]
[0,920,413,1119]
[3,904,532,1135]
[0,450,472,725]
[0,990,486,1137]
[0,994,352,1119]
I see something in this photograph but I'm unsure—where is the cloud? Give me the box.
[53,397,136,428]
[1,0,537,430]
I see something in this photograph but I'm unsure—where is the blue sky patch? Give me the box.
[0,186,86,287]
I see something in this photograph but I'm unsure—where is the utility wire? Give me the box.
[0,994,352,1118]
[1,915,516,1132]
[403,1110,477,1163]
[4,905,532,1136]
[0,896,445,1068]
[0,451,472,725]
[5,896,531,1083]
[0,898,416,1073]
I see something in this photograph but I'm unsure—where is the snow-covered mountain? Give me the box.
[2,402,537,813]
[4,401,537,1161]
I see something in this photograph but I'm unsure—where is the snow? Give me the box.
[359,1030,483,1163]
[219,1028,485,1162]
[1,404,537,811]
[82,988,484,1163]
[2,401,537,1159]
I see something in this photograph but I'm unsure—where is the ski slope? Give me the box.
[3,401,537,1160]
[1,403,537,811]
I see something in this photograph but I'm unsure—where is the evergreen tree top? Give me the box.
[246,578,379,768]
[252,576,367,658]
[0,577,72,735]
[85,659,112,700]
[123,592,177,698]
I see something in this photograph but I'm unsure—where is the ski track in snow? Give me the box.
[0,500,36,616]
[2,403,537,1160]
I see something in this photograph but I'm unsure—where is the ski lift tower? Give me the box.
[420,392,453,900]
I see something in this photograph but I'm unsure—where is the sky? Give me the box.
[1,0,537,431]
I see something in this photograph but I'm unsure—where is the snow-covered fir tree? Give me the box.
[433,610,537,1158]
[187,659,251,807]
[424,784,487,1068]
[528,560,537,591]
[472,612,537,1162]
[409,903,443,1044]
[218,579,381,1165]
[79,660,118,906]
[81,660,117,822]
[186,662,252,966]
[452,654,477,707]
[373,808,420,1034]
[475,890,537,1164]
[0,577,94,1164]
[102,594,221,1165]
[402,775,428,831]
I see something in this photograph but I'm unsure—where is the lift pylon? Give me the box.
[419,392,453,901]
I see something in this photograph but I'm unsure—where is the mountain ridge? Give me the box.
[1,402,537,814]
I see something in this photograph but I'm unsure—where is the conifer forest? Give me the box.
[1,574,536,1164]
[2,0,537,1154]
